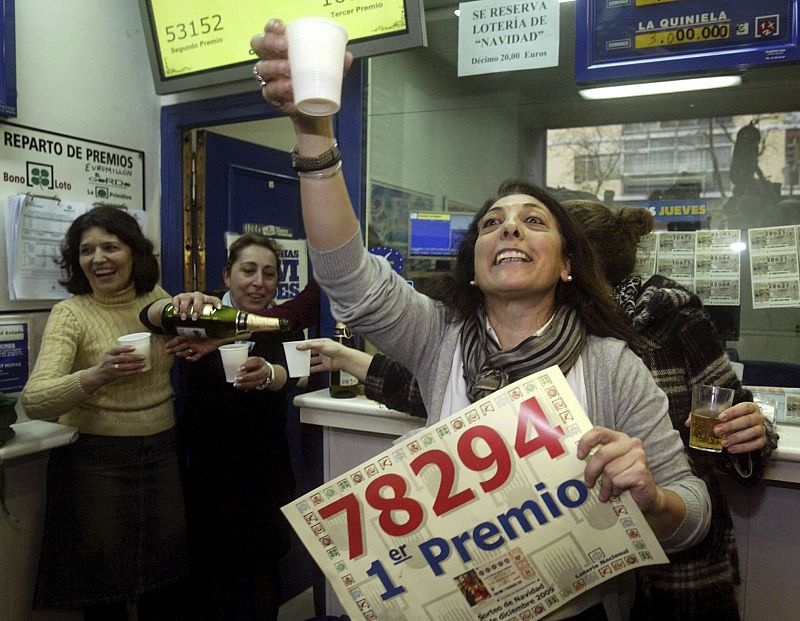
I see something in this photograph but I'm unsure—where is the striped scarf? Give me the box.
[460,305,586,402]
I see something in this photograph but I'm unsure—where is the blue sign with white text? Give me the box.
[576,0,800,83]
[646,200,708,222]
[0,322,28,394]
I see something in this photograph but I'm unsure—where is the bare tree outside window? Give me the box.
[564,126,621,197]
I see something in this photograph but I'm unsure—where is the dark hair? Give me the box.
[59,206,159,295]
[225,233,282,274]
[428,179,636,344]
[563,200,654,286]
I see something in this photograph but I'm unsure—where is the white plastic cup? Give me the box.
[219,342,250,383]
[282,341,311,378]
[286,18,349,116]
[117,332,151,372]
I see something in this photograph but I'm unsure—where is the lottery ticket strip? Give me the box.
[635,226,800,309]
[283,368,668,621]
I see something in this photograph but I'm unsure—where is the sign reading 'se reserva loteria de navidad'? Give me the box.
[282,367,668,620]
[458,0,560,77]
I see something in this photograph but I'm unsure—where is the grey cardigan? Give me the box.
[310,230,711,620]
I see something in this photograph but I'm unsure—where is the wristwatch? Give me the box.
[291,141,341,172]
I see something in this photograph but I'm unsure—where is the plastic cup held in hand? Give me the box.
[689,384,735,452]
[219,342,250,383]
[282,341,311,378]
[117,332,151,372]
[286,18,349,116]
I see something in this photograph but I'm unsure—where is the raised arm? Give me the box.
[251,20,357,253]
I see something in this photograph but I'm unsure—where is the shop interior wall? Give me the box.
[368,48,526,206]
[12,0,162,246]
[11,0,793,365]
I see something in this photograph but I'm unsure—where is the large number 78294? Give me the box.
[318,396,566,560]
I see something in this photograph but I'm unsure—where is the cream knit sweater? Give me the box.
[21,284,175,436]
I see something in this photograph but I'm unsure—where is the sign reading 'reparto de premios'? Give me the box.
[283,367,668,621]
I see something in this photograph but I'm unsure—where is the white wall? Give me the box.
[13,0,162,244]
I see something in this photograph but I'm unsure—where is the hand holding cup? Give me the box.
[251,19,354,118]
[117,332,152,372]
[688,384,735,452]
[219,342,250,383]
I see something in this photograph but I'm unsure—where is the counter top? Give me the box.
[774,424,800,462]
[295,390,800,483]
[295,389,423,437]
[0,420,78,462]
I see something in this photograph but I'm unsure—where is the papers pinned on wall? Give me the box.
[4,194,147,300]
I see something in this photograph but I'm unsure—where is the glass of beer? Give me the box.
[689,384,735,452]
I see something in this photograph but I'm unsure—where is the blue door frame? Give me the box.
[158,60,366,305]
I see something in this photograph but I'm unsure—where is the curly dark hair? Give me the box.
[59,206,159,295]
[428,179,636,345]
[224,233,282,274]
[563,200,655,286]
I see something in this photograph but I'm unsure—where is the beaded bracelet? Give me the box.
[297,160,343,180]
[77,373,90,396]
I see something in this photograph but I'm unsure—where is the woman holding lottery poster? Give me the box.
[251,19,711,621]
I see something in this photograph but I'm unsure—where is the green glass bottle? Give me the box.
[160,303,289,339]
[330,322,360,398]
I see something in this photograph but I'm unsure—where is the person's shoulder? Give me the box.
[53,294,88,313]
[583,335,644,375]
[133,285,169,306]
[584,334,629,359]
[643,274,703,311]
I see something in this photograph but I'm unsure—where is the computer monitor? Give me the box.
[408,212,475,258]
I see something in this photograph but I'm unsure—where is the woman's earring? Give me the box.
[469,280,477,286]
[567,275,573,282]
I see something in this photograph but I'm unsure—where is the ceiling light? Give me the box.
[578,75,742,100]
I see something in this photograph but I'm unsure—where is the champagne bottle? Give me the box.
[160,303,289,339]
[330,322,360,399]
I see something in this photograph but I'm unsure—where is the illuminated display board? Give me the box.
[138,0,426,94]
[575,0,800,83]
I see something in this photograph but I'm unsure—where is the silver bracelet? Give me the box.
[256,359,275,390]
[297,160,343,180]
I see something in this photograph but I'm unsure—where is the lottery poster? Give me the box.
[694,230,741,306]
[748,226,800,309]
[283,367,668,621]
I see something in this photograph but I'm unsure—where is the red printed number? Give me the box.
[317,493,364,560]
[411,449,475,517]
[515,396,565,459]
[320,398,564,557]
[365,474,424,537]
[458,425,512,493]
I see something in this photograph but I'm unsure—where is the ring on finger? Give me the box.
[252,64,267,88]
[114,363,119,370]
